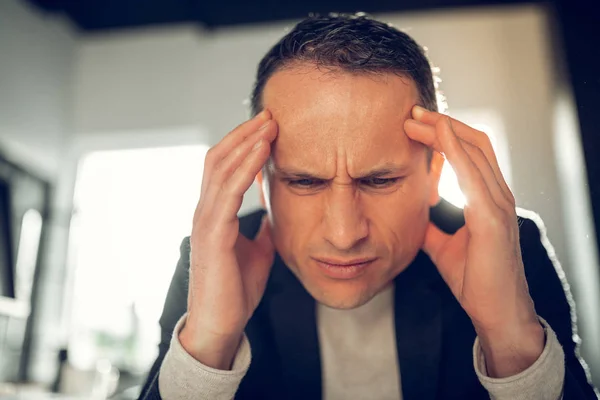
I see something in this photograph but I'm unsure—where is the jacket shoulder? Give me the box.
[516,207,562,272]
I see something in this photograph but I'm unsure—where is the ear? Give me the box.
[255,169,267,208]
[428,151,444,206]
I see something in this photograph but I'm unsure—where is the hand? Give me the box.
[180,110,278,370]
[405,106,545,377]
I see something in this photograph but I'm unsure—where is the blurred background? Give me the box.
[0,0,598,398]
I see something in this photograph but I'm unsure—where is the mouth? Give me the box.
[312,257,377,280]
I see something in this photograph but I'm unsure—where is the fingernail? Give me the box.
[256,109,270,121]
[412,105,427,119]
[405,118,427,129]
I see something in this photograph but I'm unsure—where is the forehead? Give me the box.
[263,64,419,123]
[262,65,422,173]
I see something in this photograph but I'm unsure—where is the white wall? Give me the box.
[0,0,76,178]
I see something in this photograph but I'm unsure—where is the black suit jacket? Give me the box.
[139,200,597,399]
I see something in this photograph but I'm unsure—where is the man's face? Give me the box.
[261,64,442,309]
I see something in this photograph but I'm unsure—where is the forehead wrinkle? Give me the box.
[264,65,420,178]
[265,67,407,132]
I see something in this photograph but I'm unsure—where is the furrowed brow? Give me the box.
[270,163,410,180]
[354,164,410,180]
[270,166,329,180]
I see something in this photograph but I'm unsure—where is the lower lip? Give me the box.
[314,259,376,280]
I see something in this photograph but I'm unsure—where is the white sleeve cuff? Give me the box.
[473,317,565,400]
[158,314,252,400]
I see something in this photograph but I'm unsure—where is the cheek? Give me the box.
[367,179,431,249]
[268,180,322,252]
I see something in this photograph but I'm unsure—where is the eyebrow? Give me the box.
[271,163,410,180]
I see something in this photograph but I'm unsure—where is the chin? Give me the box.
[285,256,400,310]
[302,276,387,310]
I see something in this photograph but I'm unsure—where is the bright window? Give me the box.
[67,145,208,372]
[438,110,510,208]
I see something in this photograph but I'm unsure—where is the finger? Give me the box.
[462,141,515,210]
[411,106,514,206]
[210,110,271,161]
[196,120,277,224]
[406,119,513,210]
[405,119,513,209]
[437,117,496,213]
[404,118,440,149]
[208,120,277,193]
[201,110,271,193]
[413,106,483,145]
[212,139,271,226]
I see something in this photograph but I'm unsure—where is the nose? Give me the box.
[322,185,369,251]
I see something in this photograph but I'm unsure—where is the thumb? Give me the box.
[254,214,275,256]
[422,222,451,263]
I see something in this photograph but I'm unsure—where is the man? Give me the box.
[139,14,597,400]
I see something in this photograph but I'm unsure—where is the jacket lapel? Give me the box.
[265,250,444,400]
[392,199,464,400]
[266,254,322,400]
[394,251,444,400]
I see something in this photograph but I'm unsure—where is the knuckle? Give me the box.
[435,116,449,130]
[480,131,492,145]
[204,149,215,170]
[476,131,493,151]
[231,142,246,159]
[211,161,231,184]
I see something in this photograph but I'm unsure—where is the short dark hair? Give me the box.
[250,13,439,117]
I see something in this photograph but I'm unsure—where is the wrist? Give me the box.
[476,318,545,378]
[179,317,244,370]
